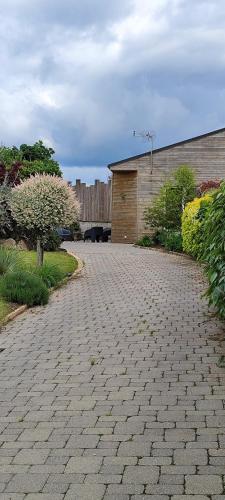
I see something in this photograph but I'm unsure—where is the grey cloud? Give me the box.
[0,0,225,180]
[3,0,132,29]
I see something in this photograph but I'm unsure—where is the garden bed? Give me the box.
[0,249,78,326]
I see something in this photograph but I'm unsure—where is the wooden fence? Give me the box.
[74,179,112,222]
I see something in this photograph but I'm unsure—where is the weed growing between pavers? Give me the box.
[134,320,157,336]
[217,355,225,368]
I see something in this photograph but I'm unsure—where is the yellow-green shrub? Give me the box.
[182,194,212,258]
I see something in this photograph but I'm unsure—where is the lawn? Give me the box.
[0,249,78,325]
[21,250,78,275]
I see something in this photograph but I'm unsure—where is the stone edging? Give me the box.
[4,250,84,326]
[65,250,84,278]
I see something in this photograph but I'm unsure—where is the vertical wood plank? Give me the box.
[73,179,112,222]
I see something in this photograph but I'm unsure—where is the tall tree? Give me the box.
[0,141,62,181]
[19,140,55,162]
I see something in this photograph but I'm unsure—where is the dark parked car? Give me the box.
[84,226,103,242]
[56,228,73,241]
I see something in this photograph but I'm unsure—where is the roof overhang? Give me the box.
[107,126,225,170]
[109,165,138,173]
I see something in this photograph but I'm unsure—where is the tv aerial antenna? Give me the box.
[133,130,156,174]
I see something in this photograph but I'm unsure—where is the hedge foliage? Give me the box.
[202,184,225,319]
[181,181,225,319]
[181,194,212,258]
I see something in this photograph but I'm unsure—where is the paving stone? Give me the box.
[25,495,64,500]
[18,430,51,442]
[0,495,25,499]
[100,464,124,478]
[196,400,223,410]
[139,457,172,465]
[174,449,208,465]
[104,496,129,500]
[114,422,144,434]
[5,474,48,493]
[131,497,169,500]
[198,465,225,475]
[185,475,223,494]
[66,435,99,448]
[42,481,69,494]
[146,484,184,494]
[28,465,65,474]
[0,466,29,474]
[165,429,195,441]
[68,398,96,410]
[172,497,209,500]
[83,427,113,435]
[65,456,102,473]
[108,389,134,401]
[117,441,151,457]
[45,473,84,484]
[104,457,137,466]
[13,450,49,465]
[85,473,122,483]
[107,484,144,495]
[161,466,195,475]
[123,465,159,484]
[64,483,106,499]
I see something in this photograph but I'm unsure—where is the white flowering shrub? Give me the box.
[10,174,80,264]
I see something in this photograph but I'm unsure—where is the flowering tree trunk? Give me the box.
[37,238,44,266]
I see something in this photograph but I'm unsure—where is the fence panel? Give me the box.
[74,179,112,222]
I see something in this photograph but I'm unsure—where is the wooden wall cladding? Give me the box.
[111,171,137,243]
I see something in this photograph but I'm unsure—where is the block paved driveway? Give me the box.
[0,242,225,499]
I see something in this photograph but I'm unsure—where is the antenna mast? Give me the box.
[133,130,156,174]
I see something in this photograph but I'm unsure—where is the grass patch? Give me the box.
[21,250,78,276]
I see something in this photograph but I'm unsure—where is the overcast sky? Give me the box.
[1,0,225,183]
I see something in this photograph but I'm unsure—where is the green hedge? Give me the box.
[181,194,212,259]
[181,183,225,319]
[202,184,225,319]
